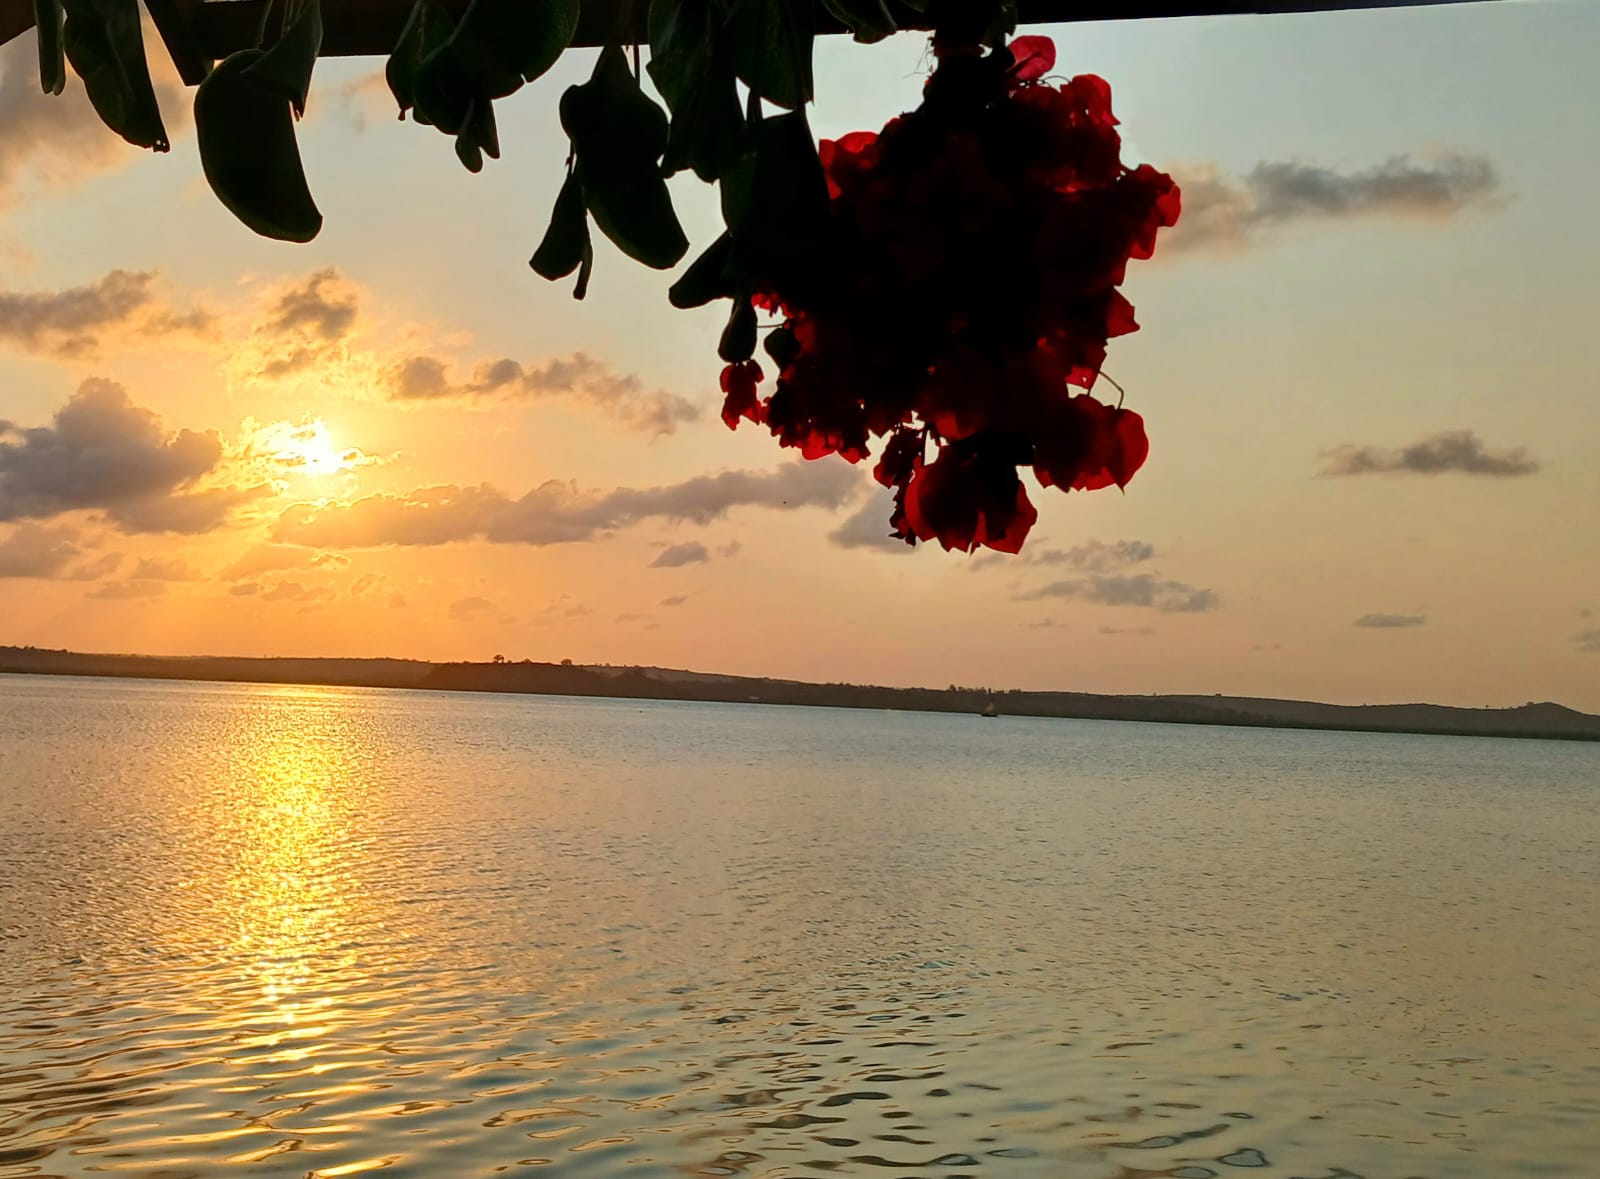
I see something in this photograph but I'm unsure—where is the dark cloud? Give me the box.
[1020,573,1220,613]
[1321,430,1538,478]
[0,270,212,359]
[388,351,700,435]
[260,269,358,342]
[1353,613,1427,629]
[1167,153,1500,254]
[650,541,709,568]
[0,379,250,532]
[87,579,165,600]
[130,556,199,581]
[449,595,494,620]
[272,462,860,549]
[660,594,689,607]
[1570,628,1600,654]
[220,543,335,582]
[0,522,118,579]
[0,35,188,204]
[827,495,914,554]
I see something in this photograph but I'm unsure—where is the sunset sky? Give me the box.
[1,0,1597,711]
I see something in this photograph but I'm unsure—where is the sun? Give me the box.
[267,420,361,478]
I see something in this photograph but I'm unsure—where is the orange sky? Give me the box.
[2,2,1597,710]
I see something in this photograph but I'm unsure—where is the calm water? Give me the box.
[1,675,1597,1179]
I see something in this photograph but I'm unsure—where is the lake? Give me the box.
[1,674,1597,1178]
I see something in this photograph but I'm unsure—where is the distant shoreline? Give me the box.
[4,647,1597,744]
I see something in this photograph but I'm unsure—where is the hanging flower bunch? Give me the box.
[713,36,1180,555]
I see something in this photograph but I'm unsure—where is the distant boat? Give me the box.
[981,701,998,718]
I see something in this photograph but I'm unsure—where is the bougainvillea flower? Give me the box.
[710,35,1179,555]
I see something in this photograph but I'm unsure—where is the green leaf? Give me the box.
[718,298,757,363]
[648,0,745,180]
[668,232,737,309]
[34,0,65,95]
[243,0,322,117]
[61,0,169,150]
[451,0,578,93]
[561,46,669,188]
[584,171,689,270]
[720,109,827,269]
[386,0,454,119]
[453,95,500,172]
[820,0,895,43]
[646,0,710,111]
[530,169,593,298]
[729,0,813,111]
[195,48,322,242]
[413,41,475,132]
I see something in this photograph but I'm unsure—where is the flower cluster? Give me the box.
[717,36,1179,554]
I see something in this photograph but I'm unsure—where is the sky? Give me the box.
[1,0,1597,711]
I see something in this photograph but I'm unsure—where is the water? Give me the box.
[1,674,1597,1179]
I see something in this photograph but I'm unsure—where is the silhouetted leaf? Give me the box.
[820,0,895,43]
[530,168,591,293]
[648,0,746,181]
[585,172,689,270]
[450,0,577,94]
[668,232,737,309]
[386,0,454,119]
[729,0,812,110]
[453,95,500,171]
[61,0,168,150]
[413,42,475,133]
[763,322,798,366]
[243,0,322,117]
[720,109,827,274]
[195,48,321,241]
[34,0,65,95]
[718,298,757,363]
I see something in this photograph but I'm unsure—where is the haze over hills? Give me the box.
[2,645,1598,742]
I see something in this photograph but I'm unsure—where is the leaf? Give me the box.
[718,298,757,363]
[243,0,323,117]
[195,48,322,242]
[646,0,710,111]
[530,169,590,284]
[720,110,828,274]
[450,0,578,93]
[452,94,499,172]
[820,0,895,44]
[61,0,169,150]
[561,46,669,189]
[386,0,454,119]
[413,41,475,132]
[668,232,737,309]
[729,0,813,111]
[34,0,65,95]
[584,171,688,270]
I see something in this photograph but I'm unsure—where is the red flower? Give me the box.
[712,36,1177,555]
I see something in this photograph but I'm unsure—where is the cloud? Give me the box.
[651,540,709,568]
[130,556,199,581]
[1569,629,1600,654]
[261,580,334,604]
[1320,430,1538,478]
[0,379,252,533]
[252,269,361,377]
[87,579,165,600]
[230,582,260,596]
[351,572,381,596]
[970,537,1155,572]
[387,351,701,435]
[660,594,689,607]
[219,543,340,582]
[0,522,116,578]
[1353,612,1427,628]
[0,33,188,205]
[1099,625,1155,635]
[0,270,212,359]
[1024,619,1062,629]
[388,593,407,608]
[1020,573,1220,613]
[448,595,495,620]
[1166,152,1501,254]
[272,461,860,549]
[827,495,913,553]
